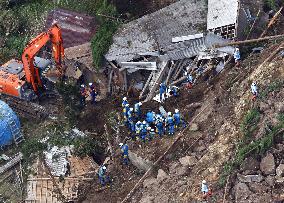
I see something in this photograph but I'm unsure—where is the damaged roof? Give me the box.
[45,9,97,48]
[105,0,207,62]
[207,0,240,30]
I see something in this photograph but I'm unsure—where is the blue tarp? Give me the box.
[0,100,21,147]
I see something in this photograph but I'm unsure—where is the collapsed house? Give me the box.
[105,0,250,101]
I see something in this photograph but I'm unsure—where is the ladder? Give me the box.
[7,113,24,145]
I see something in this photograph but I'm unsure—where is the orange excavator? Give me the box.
[0,24,64,101]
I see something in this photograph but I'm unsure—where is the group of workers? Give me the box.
[122,97,186,143]
[80,83,98,106]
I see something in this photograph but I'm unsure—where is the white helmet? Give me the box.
[139,102,142,106]
[151,128,154,132]
[147,127,151,130]
[175,109,179,113]
[102,166,106,170]
[252,82,256,86]
[168,112,172,116]
[125,103,129,107]
[89,83,93,86]
[130,108,133,111]
[142,121,146,124]
[202,180,206,184]
[123,97,127,101]
[235,48,239,51]
[184,71,188,76]
[81,84,85,87]
[119,143,123,147]
[137,121,141,124]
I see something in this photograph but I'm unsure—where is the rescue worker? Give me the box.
[123,103,130,126]
[166,112,175,135]
[134,102,142,120]
[234,47,241,67]
[135,121,142,140]
[251,82,258,100]
[146,111,154,124]
[79,84,87,106]
[98,165,110,186]
[119,143,129,165]
[169,86,179,97]
[159,82,167,103]
[89,83,98,105]
[185,72,193,89]
[149,128,156,140]
[127,108,135,132]
[156,115,165,137]
[173,109,186,129]
[140,121,149,142]
[122,97,128,108]
[201,180,212,200]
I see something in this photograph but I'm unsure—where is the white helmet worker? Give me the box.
[168,112,172,116]
[175,109,179,113]
[123,97,127,101]
[119,143,123,147]
[235,47,239,51]
[202,180,207,184]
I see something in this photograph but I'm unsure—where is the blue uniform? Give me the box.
[140,122,149,142]
[127,110,135,132]
[159,83,167,102]
[166,116,175,135]
[135,122,142,139]
[146,111,155,124]
[123,106,130,125]
[171,86,179,97]
[134,103,141,119]
[90,89,98,105]
[234,50,241,61]
[120,144,129,165]
[80,87,86,106]
[122,100,128,108]
[156,121,164,137]
[98,166,110,186]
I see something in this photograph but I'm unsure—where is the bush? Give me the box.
[240,108,260,138]
[0,10,20,36]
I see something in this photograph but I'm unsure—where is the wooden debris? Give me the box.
[260,7,283,38]
[0,153,23,175]
[258,41,284,68]
[104,124,115,159]
[139,72,154,99]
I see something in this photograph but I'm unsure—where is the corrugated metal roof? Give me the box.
[45,9,97,48]
[207,0,239,30]
[106,0,206,62]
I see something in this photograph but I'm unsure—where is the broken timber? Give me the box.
[214,34,284,48]
[0,153,23,175]
[144,61,168,102]
[139,72,154,99]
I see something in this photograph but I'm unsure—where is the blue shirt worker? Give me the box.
[135,121,142,140]
[155,115,165,137]
[251,82,258,100]
[201,180,211,199]
[166,112,175,135]
[149,128,156,140]
[98,165,110,186]
[127,108,135,132]
[89,83,98,105]
[122,97,128,108]
[234,48,241,67]
[140,121,149,142]
[119,143,129,165]
[174,109,186,129]
[80,84,87,106]
[170,86,179,97]
[185,72,193,89]
[146,111,154,124]
[134,102,142,119]
[159,82,167,103]
[123,104,130,125]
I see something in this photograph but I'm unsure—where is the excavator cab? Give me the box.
[0,24,64,101]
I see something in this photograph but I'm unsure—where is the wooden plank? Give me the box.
[139,71,153,99]
[260,7,283,38]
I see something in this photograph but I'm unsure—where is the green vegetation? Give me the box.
[240,108,260,138]
[219,108,284,187]
[0,0,119,69]
[259,79,284,100]
[264,0,278,10]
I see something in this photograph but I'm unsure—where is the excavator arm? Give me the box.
[21,24,64,93]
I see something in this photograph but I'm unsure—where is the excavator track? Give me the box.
[0,91,63,119]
